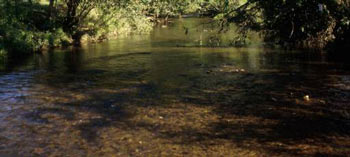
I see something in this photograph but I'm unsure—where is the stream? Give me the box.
[0,18,350,156]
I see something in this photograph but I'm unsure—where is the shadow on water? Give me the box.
[22,55,350,155]
[174,72,350,155]
[0,53,35,73]
[110,68,348,155]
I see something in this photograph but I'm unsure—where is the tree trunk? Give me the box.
[48,0,54,19]
[14,0,18,17]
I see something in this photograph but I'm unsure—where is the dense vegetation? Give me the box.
[221,0,350,49]
[0,0,349,55]
[0,0,155,53]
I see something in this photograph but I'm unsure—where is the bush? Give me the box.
[0,0,156,53]
[78,1,154,43]
[47,28,72,47]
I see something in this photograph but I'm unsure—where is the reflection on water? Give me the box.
[1,18,350,156]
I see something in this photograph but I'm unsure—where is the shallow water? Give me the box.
[1,18,350,156]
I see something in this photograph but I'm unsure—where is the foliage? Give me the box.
[0,0,154,54]
[220,0,350,49]
[80,0,153,42]
[1,0,349,53]
[202,0,245,16]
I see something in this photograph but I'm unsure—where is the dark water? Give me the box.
[1,18,350,156]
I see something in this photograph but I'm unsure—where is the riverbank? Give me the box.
[2,0,349,56]
[0,0,157,55]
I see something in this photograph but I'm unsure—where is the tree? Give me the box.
[221,0,350,49]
